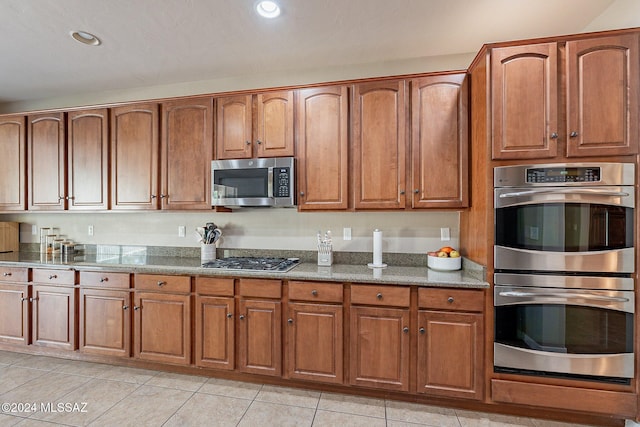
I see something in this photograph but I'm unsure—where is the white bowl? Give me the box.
[427,255,462,271]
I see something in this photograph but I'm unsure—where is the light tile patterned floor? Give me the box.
[0,351,608,426]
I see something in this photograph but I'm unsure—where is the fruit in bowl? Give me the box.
[427,246,462,271]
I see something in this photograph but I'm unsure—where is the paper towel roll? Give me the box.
[368,229,387,268]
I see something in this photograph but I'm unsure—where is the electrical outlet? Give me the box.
[343,227,352,241]
[88,225,94,236]
[178,225,186,237]
[440,227,450,241]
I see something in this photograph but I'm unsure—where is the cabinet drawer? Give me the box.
[196,277,234,296]
[80,271,130,289]
[32,268,76,286]
[289,281,343,303]
[237,279,282,299]
[418,288,484,312]
[135,274,191,293]
[0,267,28,283]
[351,284,410,307]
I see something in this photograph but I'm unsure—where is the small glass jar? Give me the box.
[46,234,56,254]
[53,239,64,254]
[40,228,51,253]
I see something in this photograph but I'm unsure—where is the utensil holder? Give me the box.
[317,243,333,266]
[201,243,217,263]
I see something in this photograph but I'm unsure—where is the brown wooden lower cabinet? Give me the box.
[31,284,77,350]
[286,302,343,384]
[195,295,234,370]
[349,305,411,391]
[134,291,191,365]
[79,288,131,357]
[237,298,282,376]
[417,310,483,399]
[0,283,29,345]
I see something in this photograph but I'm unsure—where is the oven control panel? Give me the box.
[526,167,601,183]
[275,167,290,197]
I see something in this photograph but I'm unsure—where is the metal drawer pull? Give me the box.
[403,327,409,333]
[288,318,293,324]
[21,297,27,302]
[100,277,109,283]
[419,327,425,334]
[376,293,383,300]
[311,289,318,296]
[134,306,140,311]
[157,281,166,287]
[49,275,57,280]
[29,297,38,302]
[226,313,232,319]
[123,305,129,310]
[239,314,245,320]
[570,131,579,137]
[3,272,11,277]
[447,296,454,304]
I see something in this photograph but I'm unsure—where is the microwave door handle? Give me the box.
[498,291,630,303]
[267,167,274,198]
[498,189,630,198]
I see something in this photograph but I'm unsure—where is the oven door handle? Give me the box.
[498,290,630,303]
[498,189,630,198]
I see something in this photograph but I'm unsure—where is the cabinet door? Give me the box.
[216,95,253,159]
[134,291,191,365]
[195,295,234,370]
[491,43,558,160]
[161,98,213,209]
[238,298,282,376]
[28,112,66,210]
[67,109,109,210]
[349,306,410,391]
[256,91,294,157]
[0,284,29,345]
[353,80,407,209]
[79,288,131,357]
[417,310,483,400]
[296,86,349,210]
[32,285,76,350]
[566,34,639,157]
[0,115,26,211]
[110,103,159,210]
[411,74,468,208]
[286,302,343,384]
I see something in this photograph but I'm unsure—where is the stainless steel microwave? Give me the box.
[211,157,295,207]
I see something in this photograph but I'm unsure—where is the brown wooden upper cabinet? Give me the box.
[492,34,639,160]
[27,112,66,210]
[296,85,349,210]
[0,115,26,211]
[67,109,109,210]
[110,103,159,210]
[160,97,214,209]
[352,80,407,209]
[216,90,294,159]
[410,74,469,208]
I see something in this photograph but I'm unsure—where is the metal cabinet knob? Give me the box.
[399,190,405,195]
[414,189,419,194]
[376,293,383,300]
[256,140,262,145]
[419,327,426,334]
[403,327,409,333]
[160,194,168,199]
[49,275,57,280]
[226,313,233,319]
[570,131,579,137]
[447,296,454,304]
[3,272,11,276]
[151,195,157,199]
[288,318,293,324]
[123,305,129,310]
[157,281,166,287]
[239,314,245,320]
[550,132,558,139]
[30,297,38,302]
[21,297,27,302]
[311,289,318,296]
[245,141,251,146]
[134,306,140,311]
[100,277,108,283]
[299,191,305,196]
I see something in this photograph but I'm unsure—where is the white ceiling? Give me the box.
[0,0,636,106]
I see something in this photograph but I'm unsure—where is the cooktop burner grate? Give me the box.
[202,257,300,272]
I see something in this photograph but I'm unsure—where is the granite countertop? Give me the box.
[0,252,489,289]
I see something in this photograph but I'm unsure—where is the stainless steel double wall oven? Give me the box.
[493,163,635,384]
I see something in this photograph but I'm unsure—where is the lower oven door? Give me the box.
[494,279,634,381]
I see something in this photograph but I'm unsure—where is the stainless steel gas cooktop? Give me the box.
[202,257,300,272]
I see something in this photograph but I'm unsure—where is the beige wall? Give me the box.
[0,210,459,255]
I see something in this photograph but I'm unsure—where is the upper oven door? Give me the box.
[494,186,634,273]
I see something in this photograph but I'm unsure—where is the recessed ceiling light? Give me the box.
[255,0,281,18]
[70,30,101,46]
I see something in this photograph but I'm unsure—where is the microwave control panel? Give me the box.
[275,167,290,197]
[526,167,601,183]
